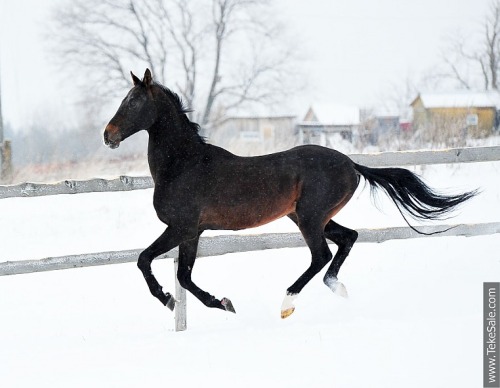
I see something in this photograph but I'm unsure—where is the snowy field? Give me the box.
[1,161,499,387]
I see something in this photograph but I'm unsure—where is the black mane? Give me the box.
[154,82,191,114]
[154,82,206,143]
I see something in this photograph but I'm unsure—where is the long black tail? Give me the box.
[353,163,478,234]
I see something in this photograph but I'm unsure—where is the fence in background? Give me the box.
[1,145,499,199]
[1,145,500,331]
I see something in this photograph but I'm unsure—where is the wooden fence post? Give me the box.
[173,256,187,331]
[1,140,12,184]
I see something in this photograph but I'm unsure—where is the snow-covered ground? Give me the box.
[1,161,499,387]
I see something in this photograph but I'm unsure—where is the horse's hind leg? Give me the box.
[322,220,358,297]
[177,234,235,313]
[281,214,333,318]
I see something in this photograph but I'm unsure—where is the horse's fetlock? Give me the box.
[151,286,163,298]
[206,295,220,308]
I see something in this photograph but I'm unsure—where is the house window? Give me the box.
[240,128,261,141]
[237,120,261,141]
[262,125,274,140]
[465,114,478,126]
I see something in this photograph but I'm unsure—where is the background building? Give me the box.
[210,115,297,156]
[411,91,500,138]
[297,103,360,146]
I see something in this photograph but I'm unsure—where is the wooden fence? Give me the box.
[1,145,499,199]
[1,145,500,331]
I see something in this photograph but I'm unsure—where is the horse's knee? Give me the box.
[137,251,152,274]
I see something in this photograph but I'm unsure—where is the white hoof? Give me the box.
[280,293,297,319]
[324,276,349,298]
[333,281,348,298]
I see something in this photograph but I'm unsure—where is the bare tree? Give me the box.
[49,0,300,130]
[480,0,500,89]
[430,0,500,91]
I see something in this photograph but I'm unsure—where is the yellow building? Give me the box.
[411,92,500,139]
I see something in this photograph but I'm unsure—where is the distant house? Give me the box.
[359,112,413,145]
[362,115,399,144]
[210,115,297,155]
[297,103,360,145]
[411,91,500,137]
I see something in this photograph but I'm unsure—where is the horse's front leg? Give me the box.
[137,226,194,310]
[177,234,236,313]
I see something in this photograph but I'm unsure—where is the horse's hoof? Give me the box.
[165,294,177,311]
[281,307,295,319]
[324,276,348,298]
[334,282,349,298]
[280,292,297,319]
[221,297,236,313]
[333,282,349,298]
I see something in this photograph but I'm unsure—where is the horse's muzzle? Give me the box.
[104,124,121,149]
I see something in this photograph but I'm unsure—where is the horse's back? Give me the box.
[280,144,352,165]
[208,143,352,168]
[204,143,355,187]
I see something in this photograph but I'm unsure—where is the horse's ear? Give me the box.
[143,68,152,87]
[131,71,141,86]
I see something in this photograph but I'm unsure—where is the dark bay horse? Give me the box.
[104,69,476,319]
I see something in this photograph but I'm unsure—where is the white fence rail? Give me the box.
[1,146,499,199]
[0,176,153,199]
[1,223,499,277]
[349,144,500,167]
[1,145,499,331]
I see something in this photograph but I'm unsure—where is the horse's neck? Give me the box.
[147,115,204,182]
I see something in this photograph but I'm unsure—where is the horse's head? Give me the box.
[104,69,158,149]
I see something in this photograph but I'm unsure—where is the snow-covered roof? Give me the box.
[301,103,360,126]
[414,91,500,109]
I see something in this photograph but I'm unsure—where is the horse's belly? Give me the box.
[200,198,297,230]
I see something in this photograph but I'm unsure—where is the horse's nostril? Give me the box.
[103,124,121,148]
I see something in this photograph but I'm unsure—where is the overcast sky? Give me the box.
[0,0,493,130]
